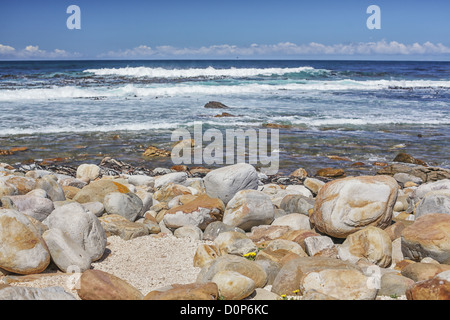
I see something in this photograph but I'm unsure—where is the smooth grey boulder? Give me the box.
[203,163,258,205]
[43,228,92,273]
[43,202,106,262]
[103,192,143,222]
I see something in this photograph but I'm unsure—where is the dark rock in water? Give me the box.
[393,153,427,166]
[214,112,235,117]
[204,101,229,109]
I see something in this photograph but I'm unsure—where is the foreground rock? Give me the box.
[77,269,143,300]
[0,286,76,300]
[222,190,275,231]
[144,282,218,300]
[310,175,398,238]
[42,228,91,273]
[99,214,149,240]
[0,209,50,274]
[43,202,107,262]
[203,163,258,204]
[338,226,392,268]
[406,270,450,300]
[163,194,225,230]
[401,213,450,264]
[197,254,267,288]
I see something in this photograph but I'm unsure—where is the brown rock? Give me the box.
[393,153,427,166]
[193,244,221,268]
[0,209,50,275]
[406,271,450,300]
[290,168,308,179]
[316,168,345,178]
[164,194,225,230]
[384,221,407,241]
[247,225,292,243]
[77,269,143,300]
[3,176,36,195]
[327,155,352,162]
[204,101,229,109]
[62,186,81,200]
[72,179,130,204]
[144,282,218,300]
[99,214,149,240]
[401,213,450,263]
[280,229,320,250]
[142,145,171,157]
[214,112,235,117]
[401,262,450,282]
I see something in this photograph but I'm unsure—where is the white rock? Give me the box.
[103,192,143,222]
[42,228,91,273]
[272,213,311,230]
[154,172,188,189]
[43,202,106,262]
[76,164,101,181]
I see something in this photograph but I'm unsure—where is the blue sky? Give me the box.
[0,0,449,60]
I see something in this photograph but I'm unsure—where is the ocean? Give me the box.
[0,60,449,175]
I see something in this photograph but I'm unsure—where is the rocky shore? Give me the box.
[0,156,449,300]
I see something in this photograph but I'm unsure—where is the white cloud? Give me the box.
[0,44,81,59]
[99,40,450,58]
[1,40,449,59]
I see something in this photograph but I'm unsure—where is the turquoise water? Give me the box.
[0,60,449,174]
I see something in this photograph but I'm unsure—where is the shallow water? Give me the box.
[0,60,449,175]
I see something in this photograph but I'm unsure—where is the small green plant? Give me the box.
[390,294,399,299]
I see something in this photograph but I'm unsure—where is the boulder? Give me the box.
[72,179,130,204]
[173,225,203,240]
[401,262,450,282]
[300,268,377,300]
[377,164,450,183]
[401,213,450,263]
[154,172,188,189]
[42,228,91,273]
[203,163,258,204]
[1,195,54,222]
[212,270,256,300]
[77,269,143,300]
[303,178,325,195]
[271,256,360,296]
[99,214,149,240]
[202,221,245,241]
[222,190,275,231]
[197,254,267,288]
[378,273,415,297]
[279,195,314,215]
[310,175,398,238]
[163,194,224,230]
[406,270,450,300]
[304,236,335,257]
[338,226,393,268]
[0,209,50,274]
[103,192,143,222]
[193,244,221,268]
[43,202,107,262]
[414,190,450,218]
[36,175,65,201]
[272,213,311,230]
[0,286,76,300]
[144,282,218,300]
[76,164,101,181]
[2,176,36,195]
